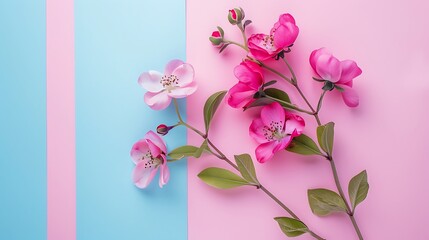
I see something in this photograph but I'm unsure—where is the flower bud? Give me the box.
[156,124,174,136]
[228,7,245,25]
[209,26,224,46]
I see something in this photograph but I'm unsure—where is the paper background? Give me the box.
[187,0,429,239]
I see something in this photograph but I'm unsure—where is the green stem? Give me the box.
[237,22,249,50]
[295,85,322,125]
[172,98,325,240]
[316,90,327,113]
[224,40,247,51]
[173,99,205,137]
[282,58,297,84]
[350,213,364,240]
[278,58,364,239]
[328,156,363,240]
[259,61,294,85]
[265,95,314,115]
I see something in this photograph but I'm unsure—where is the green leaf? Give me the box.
[308,188,347,216]
[286,134,323,156]
[194,140,208,158]
[204,91,227,132]
[234,154,259,185]
[243,97,273,111]
[243,20,252,30]
[316,122,334,155]
[168,145,200,160]
[197,167,249,189]
[264,88,291,104]
[348,170,369,211]
[274,217,308,237]
[219,43,230,53]
[216,26,224,37]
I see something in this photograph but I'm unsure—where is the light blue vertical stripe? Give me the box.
[0,1,46,239]
[75,1,187,239]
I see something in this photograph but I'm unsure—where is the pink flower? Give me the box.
[310,48,362,107]
[130,131,169,188]
[249,102,305,163]
[227,60,264,108]
[248,14,299,61]
[138,59,197,110]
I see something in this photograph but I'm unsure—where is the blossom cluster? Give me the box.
[132,7,367,240]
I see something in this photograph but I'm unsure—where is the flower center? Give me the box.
[262,35,275,51]
[263,120,286,141]
[142,150,162,169]
[160,74,179,91]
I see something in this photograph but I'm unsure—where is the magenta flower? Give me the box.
[227,60,264,108]
[249,102,305,163]
[138,59,197,110]
[310,48,362,107]
[248,14,299,61]
[130,131,169,188]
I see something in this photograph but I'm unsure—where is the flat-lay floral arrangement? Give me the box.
[131,7,369,240]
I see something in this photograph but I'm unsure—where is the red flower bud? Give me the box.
[228,7,245,25]
[209,26,224,47]
[156,124,174,136]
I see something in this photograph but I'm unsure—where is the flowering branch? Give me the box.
[213,7,368,240]
[172,98,325,240]
[132,6,369,240]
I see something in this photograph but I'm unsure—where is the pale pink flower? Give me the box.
[227,60,264,108]
[139,59,197,110]
[249,102,305,163]
[248,14,299,61]
[310,48,362,107]
[130,131,169,188]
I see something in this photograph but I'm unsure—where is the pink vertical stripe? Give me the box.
[47,0,75,239]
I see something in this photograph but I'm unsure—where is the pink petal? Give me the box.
[276,135,293,151]
[227,82,257,108]
[260,102,285,127]
[164,59,184,76]
[130,139,150,164]
[168,81,197,98]
[159,160,170,188]
[340,85,359,107]
[309,48,331,75]
[133,161,158,189]
[255,141,279,163]
[234,61,263,87]
[338,60,362,85]
[278,13,296,25]
[138,71,163,93]
[273,23,299,49]
[243,60,264,83]
[315,53,342,83]
[144,130,167,154]
[172,63,195,87]
[284,113,305,136]
[144,91,172,110]
[249,117,268,144]
[146,139,161,158]
[248,34,280,61]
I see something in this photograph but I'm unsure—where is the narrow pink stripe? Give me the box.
[47,0,75,239]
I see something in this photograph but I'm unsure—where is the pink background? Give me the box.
[47,0,75,239]
[187,0,429,239]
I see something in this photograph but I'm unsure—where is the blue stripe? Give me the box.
[75,1,187,239]
[0,1,46,239]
